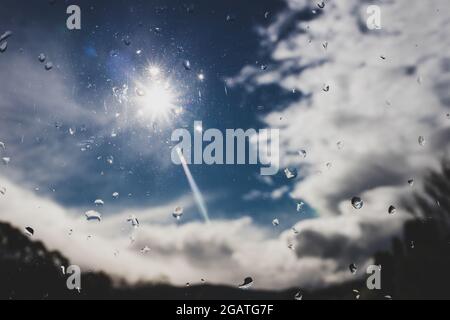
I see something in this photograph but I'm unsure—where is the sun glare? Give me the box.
[134,67,178,123]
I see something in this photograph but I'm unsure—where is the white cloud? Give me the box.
[232,0,450,216]
[0,174,405,290]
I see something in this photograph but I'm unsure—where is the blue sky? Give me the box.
[0,0,314,228]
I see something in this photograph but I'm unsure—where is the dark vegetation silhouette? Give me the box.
[1,161,450,300]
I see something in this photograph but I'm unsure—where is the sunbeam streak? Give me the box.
[177,148,210,223]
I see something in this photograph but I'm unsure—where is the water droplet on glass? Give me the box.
[106,155,114,165]
[296,202,305,212]
[322,84,330,92]
[112,192,119,199]
[2,157,10,165]
[299,150,307,158]
[337,141,344,150]
[317,1,325,9]
[226,14,236,22]
[408,179,415,187]
[44,62,53,71]
[388,205,397,215]
[183,60,191,71]
[94,199,104,206]
[418,136,426,146]
[140,246,151,254]
[127,215,140,228]
[260,64,268,71]
[349,263,358,274]
[85,210,102,222]
[0,187,6,195]
[351,197,363,210]
[0,141,5,150]
[38,53,46,63]
[135,87,145,97]
[25,227,34,237]
[284,168,297,179]
[294,291,303,300]
[173,206,184,220]
[264,11,270,19]
[272,218,280,227]
[238,277,253,289]
[0,41,7,53]
[0,31,13,42]
[123,37,131,46]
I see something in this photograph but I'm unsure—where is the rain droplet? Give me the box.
[337,141,344,150]
[38,53,46,63]
[0,30,13,42]
[94,199,104,206]
[388,205,397,215]
[25,227,34,237]
[408,179,415,187]
[183,60,191,71]
[112,192,119,199]
[284,168,297,179]
[238,277,253,289]
[272,218,280,227]
[123,37,131,46]
[0,141,5,150]
[326,162,332,169]
[226,14,236,22]
[85,210,102,222]
[44,62,53,71]
[2,157,11,165]
[127,215,140,228]
[260,64,268,71]
[173,206,184,220]
[317,1,325,9]
[106,155,114,165]
[298,150,307,158]
[0,187,6,195]
[140,246,151,254]
[135,87,145,97]
[264,11,270,19]
[351,197,363,210]
[296,202,305,212]
[69,128,75,136]
[294,291,303,300]
[418,136,426,146]
[0,41,8,53]
[322,84,330,92]
[349,263,358,274]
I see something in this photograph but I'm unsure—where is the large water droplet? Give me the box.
[349,263,358,274]
[85,210,102,222]
[351,197,363,209]
[38,53,46,63]
[388,205,397,215]
[127,215,140,228]
[418,136,426,146]
[0,41,8,53]
[94,199,105,206]
[25,227,34,237]
[238,277,253,289]
[173,206,184,220]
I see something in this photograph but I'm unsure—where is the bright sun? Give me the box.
[134,68,178,123]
